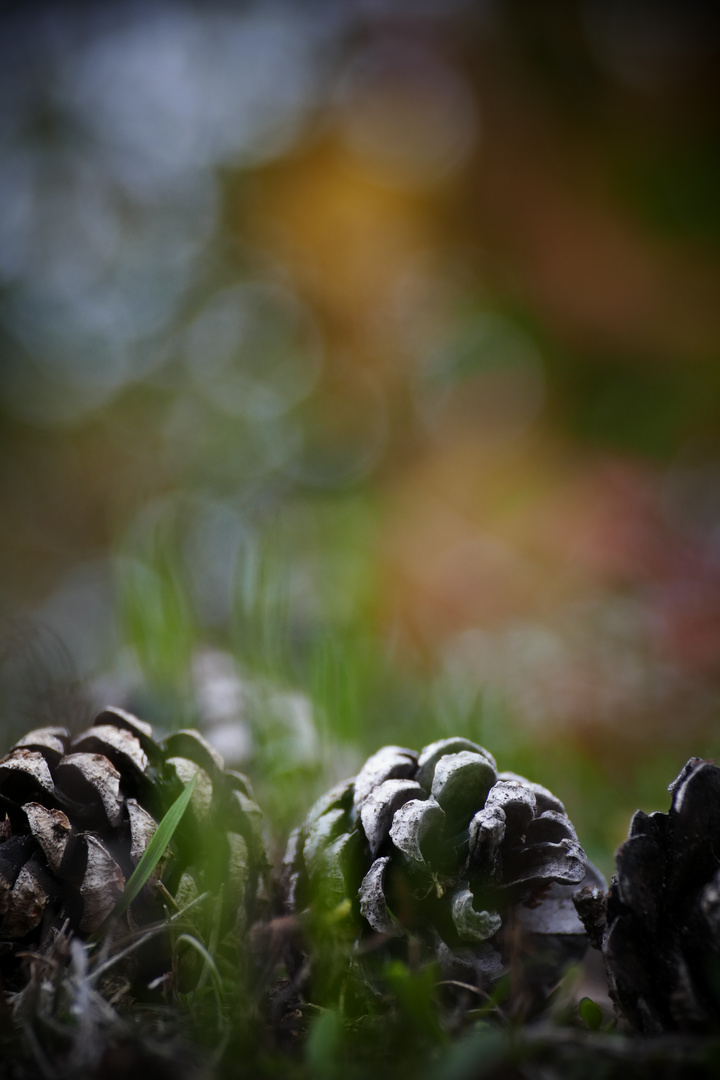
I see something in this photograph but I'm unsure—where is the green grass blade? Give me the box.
[579,996,604,1031]
[92,769,198,939]
[175,932,223,1009]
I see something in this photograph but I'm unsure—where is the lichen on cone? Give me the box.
[283,737,601,1012]
[575,756,720,1033]
[0,706,268,991]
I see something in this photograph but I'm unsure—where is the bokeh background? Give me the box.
[1,0,720,875]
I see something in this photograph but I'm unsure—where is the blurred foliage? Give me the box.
[0,0,719,897]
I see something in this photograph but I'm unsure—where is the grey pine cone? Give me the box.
[575,756,720,1033]
[284,737,599,1002]
[0,707,267,989]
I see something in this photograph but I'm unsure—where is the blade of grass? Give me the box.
[89,892,211,984]
[197,884,223,992]
[91,770,198,941]
[175,932,223,1010]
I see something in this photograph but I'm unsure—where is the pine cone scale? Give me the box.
[80,835,125,932]
[24,803,72,873]
[57,753,124,826]
[360,779,426,857]
[73,725,150,778]
[389,798,445,865]
[353,746,418,811]
[125,798,158,867]
[2,859,53,939]
[0,750,55,801]
[359,856,400,936]
[431,751,496,825]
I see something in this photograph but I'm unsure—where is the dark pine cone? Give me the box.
[575,757,720,1033]
[284,737,601,1006]
[0,707,267,990]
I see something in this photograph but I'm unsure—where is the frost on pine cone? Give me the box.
[284,738,599,1002]
[0,707,267,989]
[575,757,720,1033]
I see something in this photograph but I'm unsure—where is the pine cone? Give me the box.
[575,757,720,1033]
[0,707,267,990]
[284,738,599,1007]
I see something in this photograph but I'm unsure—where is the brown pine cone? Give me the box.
[576,757,720,1033]
[0,706,267,990]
